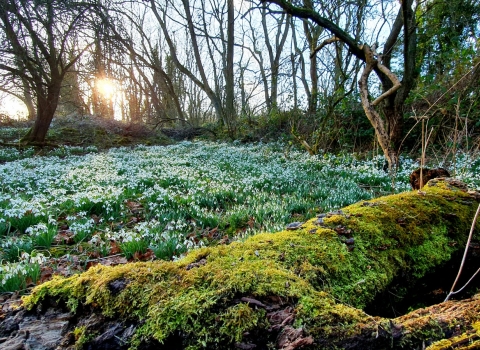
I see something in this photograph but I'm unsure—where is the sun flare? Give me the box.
[95,78,116,99]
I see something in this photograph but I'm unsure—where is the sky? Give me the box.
[0,94,29,120]
[0,0,403,121]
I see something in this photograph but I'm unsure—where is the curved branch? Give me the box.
[365,46,402,107]
[310,36,340,58]
[358,44,400,169]
[261,0,365,61]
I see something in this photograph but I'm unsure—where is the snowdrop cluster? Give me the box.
[0,141,479,269]
[0,251,46,292]
[68,216,95,233]
[25,222,49,237]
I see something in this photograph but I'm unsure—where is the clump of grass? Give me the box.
[1,236,35,262]
[26,222,57,248]
[150,233,188,260]
[68,216,96,243]
[0,220,11,237]
[120,238,149,260]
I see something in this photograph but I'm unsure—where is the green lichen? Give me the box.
[426,321,480,350]
[22,180,480,348]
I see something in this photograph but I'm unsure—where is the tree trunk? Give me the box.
[261,4,290,113]
[302,10,321,115]
[22,79,36,121]
[224,0,236,137]
[359,44,402,171]
[22,89,60,144]
[11,179,480,349]
[291,52,298,109]
[21,60,62,144]
[380,0,417,157]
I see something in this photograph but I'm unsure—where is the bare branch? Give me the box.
[310,36,340,58]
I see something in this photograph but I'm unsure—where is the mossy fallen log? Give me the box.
[6,179,480,349]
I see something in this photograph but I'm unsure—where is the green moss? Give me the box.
[426,321,480,349]
[72,326,95,349]
[296,291,373,340]
[219,303,267,342]
[22,180,480,348]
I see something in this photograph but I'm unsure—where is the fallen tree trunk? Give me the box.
[1,178,480,349]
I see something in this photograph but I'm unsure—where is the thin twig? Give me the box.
[424,61,480,118]
[445,203,480,301]
[397,61,480,158]
[447,267,480,297]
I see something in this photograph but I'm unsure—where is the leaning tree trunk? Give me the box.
[359,44,402,172]
[2,179,479,349]
[22,85,61,144]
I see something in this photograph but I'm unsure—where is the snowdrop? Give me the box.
[0,140,479,265]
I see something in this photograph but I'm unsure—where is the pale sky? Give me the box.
[0,93,28,120]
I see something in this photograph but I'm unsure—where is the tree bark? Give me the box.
[10,179,480,349]
[224,0,236,136]
[359,44,402,170]
[262,0,418,170]
[23,82,61,144]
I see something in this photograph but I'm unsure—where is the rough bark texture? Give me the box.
[264,0,418,171]
[409,168,451,190]
[23,83,62,144]
[358,44,401,171]
[2,179,480,349]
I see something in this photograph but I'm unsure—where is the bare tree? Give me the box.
[0,0,97,144]
[96,3,188,126]
[261,3,291,112]
[147,0,237,135]
[263,0,418,170]
[241,2,291,114]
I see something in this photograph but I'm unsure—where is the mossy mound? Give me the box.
[22,179,480,349]
[45,115,171,148]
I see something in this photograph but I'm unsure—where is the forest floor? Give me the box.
[1,116,480,349]
[1,178,480,349]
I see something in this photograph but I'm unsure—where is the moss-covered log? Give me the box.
[6,179,480,349]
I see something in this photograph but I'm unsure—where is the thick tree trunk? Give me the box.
[22,85,61,144]
[333,294,480,349]
[23,108,55,144]
[6,179,479,349]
